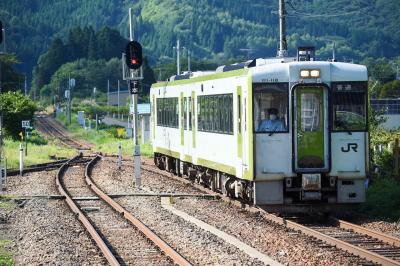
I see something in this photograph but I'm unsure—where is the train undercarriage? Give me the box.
[154,153,363,214]
[154,153,254,202]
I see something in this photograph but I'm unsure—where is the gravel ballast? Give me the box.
[3,155,399,265]
[1,169,105,265]
[93,157,373,265]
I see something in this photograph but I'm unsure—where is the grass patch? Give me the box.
[360,178,400,221]
[0,240,14,266]
[57,113,153,157]
[0,200,15,212]
[3,138,76,169]
[0,199,15,266]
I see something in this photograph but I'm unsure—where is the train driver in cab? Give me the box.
[257,108,285,132]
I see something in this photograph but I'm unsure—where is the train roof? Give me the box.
[151,58,367,88]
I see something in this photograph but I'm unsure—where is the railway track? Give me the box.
[7,159,69,176]
[56,154,191,266]
[140,162,400,265]
[36,115,90,150]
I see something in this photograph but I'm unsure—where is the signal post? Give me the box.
[124,8,143,188]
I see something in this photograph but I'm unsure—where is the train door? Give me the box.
[293,85,329,173]
[237,86,244,177]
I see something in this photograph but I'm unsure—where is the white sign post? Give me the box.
[21,121,30,156]
[21,120,30,128]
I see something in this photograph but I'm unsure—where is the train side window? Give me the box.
[155,97,179,128]
[253,83,289,133]
[183,97,187,130]
[238,95,241,134]
[197,94,233,134]
[223,95,228,133]
[228,94,233,133]
[189,97,192,130]
[213,96,217,131]
[219,95,223,133]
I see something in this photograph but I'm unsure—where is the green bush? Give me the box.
[361,178,400,220]
[0,92,36,139]
[28,130,48,145]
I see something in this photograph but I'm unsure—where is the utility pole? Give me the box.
[277,0,288,57]
[67,76,71,125]
[0,22,5,184]
[67,76,75,125]
[117,80,120,118]
[107,79,110,106]
[173,39,181,75]
[187,49,191,72]
[332,42,336,62]
[24,75,28,96]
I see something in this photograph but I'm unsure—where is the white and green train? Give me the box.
[150,49,368,206]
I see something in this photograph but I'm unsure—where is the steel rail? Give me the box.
[85,155,192,266]
[56,154,120,266]
[36,116,89,149]
[258,212,400,266]
[329,217,400,248]
[140,164,400,265]
[7,159,68,176]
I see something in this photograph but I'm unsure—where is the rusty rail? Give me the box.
[85,155,192,266]
[329,217,400,248]
[36,116,90,150]
[56,154,120,266]
[259,212,400,266]
[141,164,400,265]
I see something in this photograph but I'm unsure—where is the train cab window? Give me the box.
[253,83,289,133]
[332,82,367,131]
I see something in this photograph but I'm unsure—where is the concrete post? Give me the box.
[118,142,122,170]
[19,143,23,175]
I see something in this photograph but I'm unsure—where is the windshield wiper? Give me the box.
[335,120,352,135]
[268,127,279,136]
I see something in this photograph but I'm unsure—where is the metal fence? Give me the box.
[370,99,400,115]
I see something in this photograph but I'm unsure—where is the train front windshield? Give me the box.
[332,82,367,132]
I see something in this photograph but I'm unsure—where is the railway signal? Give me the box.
[125,41,142,70]
[122,8,144,188]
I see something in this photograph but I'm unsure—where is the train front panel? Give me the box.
[251,61,368,205]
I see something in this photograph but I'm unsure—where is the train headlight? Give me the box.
[310,69,320,78]
[300,70,310,78]
[300,69,320,78]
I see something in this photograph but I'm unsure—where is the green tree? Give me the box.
[0,54,23,92]
[33,38,68,90]
[362,58,396,84]
[379,80,400,98]
[0,91,36,139]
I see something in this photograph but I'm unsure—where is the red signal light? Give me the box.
[125,41,143,70]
